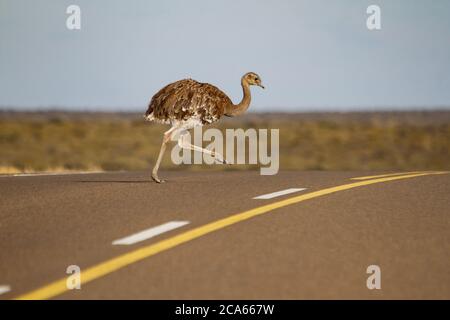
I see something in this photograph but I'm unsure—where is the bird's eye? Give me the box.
[255,77,259,81]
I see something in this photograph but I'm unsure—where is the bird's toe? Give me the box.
[151,174,165,184]
[215,157,228,164]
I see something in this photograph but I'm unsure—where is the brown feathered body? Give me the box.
[145,79,232,126]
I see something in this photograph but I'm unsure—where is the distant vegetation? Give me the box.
[1,111,449,173]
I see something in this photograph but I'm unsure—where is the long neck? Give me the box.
[225,78,251,116]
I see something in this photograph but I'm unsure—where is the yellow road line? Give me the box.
[351,171,424,180]
[15,171,448,300]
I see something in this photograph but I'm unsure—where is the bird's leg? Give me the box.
[178,133,228,164]
[152,127,177,183]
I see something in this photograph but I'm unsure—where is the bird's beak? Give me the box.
[258,83,265,89]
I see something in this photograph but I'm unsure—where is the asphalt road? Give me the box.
[0,170,449,300]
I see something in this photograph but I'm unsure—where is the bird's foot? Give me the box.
[151,173,165,183]
[215,157,229,164]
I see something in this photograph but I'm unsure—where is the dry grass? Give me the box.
[1,111,449,173]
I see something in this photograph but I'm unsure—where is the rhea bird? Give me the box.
[144,72,264,183]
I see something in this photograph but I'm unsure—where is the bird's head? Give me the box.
[243,72,264,89]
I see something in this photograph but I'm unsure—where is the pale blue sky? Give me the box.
[1,0,449,111]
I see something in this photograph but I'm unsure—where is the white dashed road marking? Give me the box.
[0,285,11,295]
[253,188,307,200]
[112,221,190,245]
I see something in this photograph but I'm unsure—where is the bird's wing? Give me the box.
[147,79,232,124]
[192,82,232,124]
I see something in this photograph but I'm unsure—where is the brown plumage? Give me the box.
[145,72,264,183]
[145,79,232,125]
